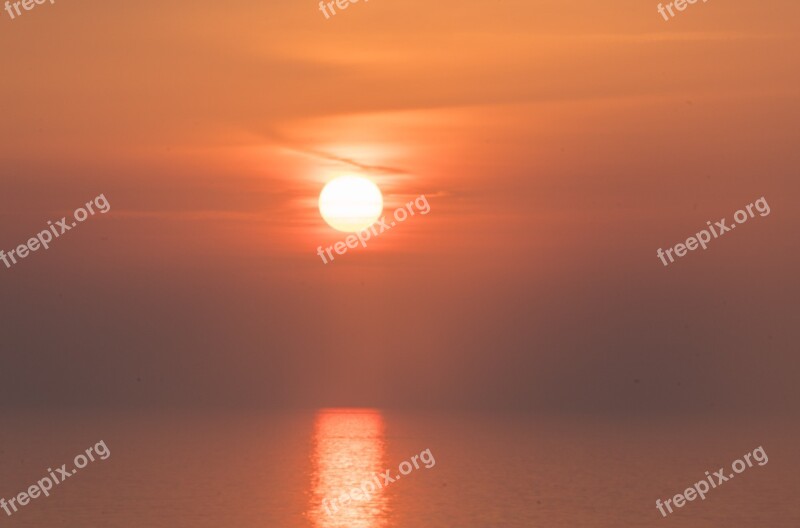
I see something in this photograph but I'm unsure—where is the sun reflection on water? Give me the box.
[308,408,390,528]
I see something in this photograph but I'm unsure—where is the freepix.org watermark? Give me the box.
[656,196,770,267]
[1,440,111,518]
[655,446,768,518]
[316,194,430,264]
[322,448,436,516]
[1,193,110,270]
[318,0,368,20]
[3,0,56,21]
[657,0,710,22]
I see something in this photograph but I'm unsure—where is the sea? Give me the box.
[0,409,797,527]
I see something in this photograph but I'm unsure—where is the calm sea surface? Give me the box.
[0,410,798,527]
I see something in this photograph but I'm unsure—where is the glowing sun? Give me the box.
[318,176,383,232]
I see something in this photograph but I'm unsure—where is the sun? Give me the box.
[319,175,383,232]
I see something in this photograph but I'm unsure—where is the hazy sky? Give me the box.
[1,0,798,413]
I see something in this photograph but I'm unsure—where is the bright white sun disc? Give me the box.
[319,176,383,232]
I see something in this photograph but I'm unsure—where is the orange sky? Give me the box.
[0,0,798,413]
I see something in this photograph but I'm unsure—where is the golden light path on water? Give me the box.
[308,409,390,528]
